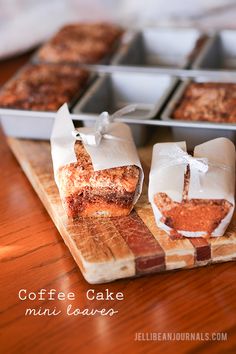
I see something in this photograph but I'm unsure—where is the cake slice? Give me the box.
[154,166,232,237]
[155,193,231,237]
[154,166,232,236]
[56,141,140,218]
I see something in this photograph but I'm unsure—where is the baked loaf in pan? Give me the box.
[37,23,123,64]
[173,82,236,123]
[0,64,88,111]
[57,141,140,218]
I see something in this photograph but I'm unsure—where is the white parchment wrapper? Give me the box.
[51,103,143,204]
[149,138,236,237]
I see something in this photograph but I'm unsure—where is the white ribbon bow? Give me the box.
[159,144,209,193]
[72,104,137,147]
[159,145,209,173]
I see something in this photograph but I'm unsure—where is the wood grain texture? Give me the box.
[6,136,236,284]
[1,53,236,354]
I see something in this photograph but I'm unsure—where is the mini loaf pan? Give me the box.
[0,59,95,109]
[0,59,97,140]
[161,78,236,149]
[0,71,176,142]
[193,30,236,70]
[72,71,178,146]
[111,27,211,69]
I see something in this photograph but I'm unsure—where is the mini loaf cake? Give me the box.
[173,82,236,123]
[56,141,140,218]
[0,64,89,111]
[149,139,235,238]
[37,23,123,64]
[154,167,232,237]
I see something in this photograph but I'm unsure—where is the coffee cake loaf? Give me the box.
[149,139,235,238]
[37,23,123,64]
[154,166,232,237]
[0,64,88,111]
[56,141,140,218]
[173,82,236,123]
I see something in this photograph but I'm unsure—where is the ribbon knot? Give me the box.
[72,104,137,147]
[159,145,209,174]
[159,145,209,193]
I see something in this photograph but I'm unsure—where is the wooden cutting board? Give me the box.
[7,137,236,284]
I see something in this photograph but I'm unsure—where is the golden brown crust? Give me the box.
[57,141,140,218]
[173,82,236,123]
[0,64,89,111]
[38,22,123,64]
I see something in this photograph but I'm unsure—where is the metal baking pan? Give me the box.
[193,30,236,70]
[0,107,108,140]
[161,78,236,149]
[72,71,177,146]
[0,59,95,108]
[111,27,210,69]
[0,60,96,140]
[0,109,59,139]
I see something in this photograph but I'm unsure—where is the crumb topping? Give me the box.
[38,22,123,64]
[173,82,236,123]
[57,141,140,197]
[0,64,88,111]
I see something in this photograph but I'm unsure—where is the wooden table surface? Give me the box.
[0,53,236,354]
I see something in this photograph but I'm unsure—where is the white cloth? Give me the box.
[1,0,236,59]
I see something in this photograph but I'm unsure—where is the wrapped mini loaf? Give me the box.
[51,104,143,218]
[149,138,235,238]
